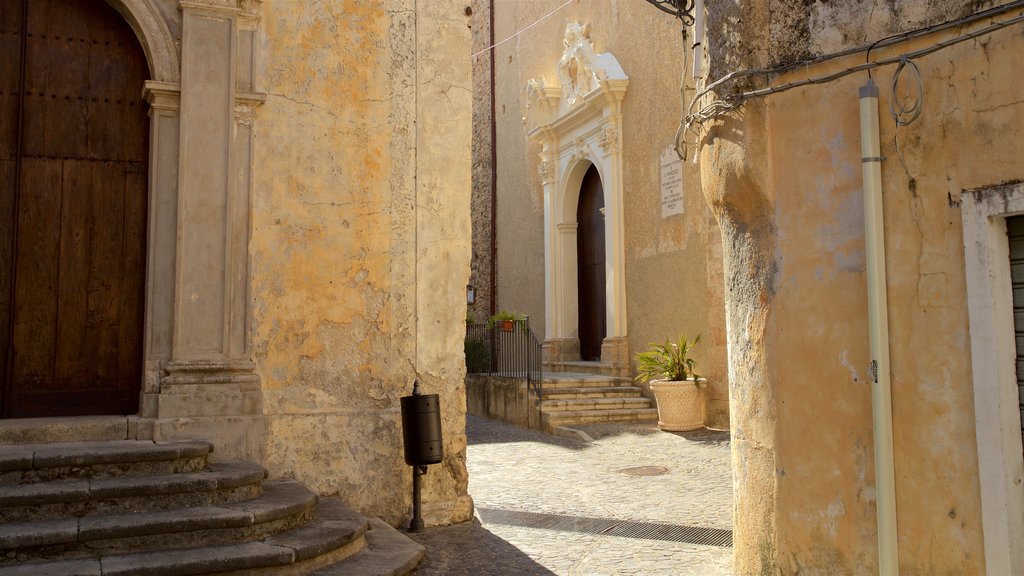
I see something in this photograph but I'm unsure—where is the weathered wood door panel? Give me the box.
[0,0,149,417]
[0,0,24,405]
[577,165,606,362]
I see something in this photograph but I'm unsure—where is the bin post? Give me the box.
[400,380,443,533]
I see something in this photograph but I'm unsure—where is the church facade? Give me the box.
[0,0,473,528]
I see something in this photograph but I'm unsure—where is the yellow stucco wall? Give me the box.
[699,1,1022,572]
[490,0,730,426]
[250,0,473,527]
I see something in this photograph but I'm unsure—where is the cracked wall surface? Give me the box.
[250,0,472,527]
[701,1,1023,573]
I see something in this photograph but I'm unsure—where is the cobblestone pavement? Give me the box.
[409,415,734,575]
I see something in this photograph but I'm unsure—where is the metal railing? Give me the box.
[465,317,543,414]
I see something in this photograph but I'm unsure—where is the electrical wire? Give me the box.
[675,5,1024,159]
[889,57,923,127]
[701,0,1024,92]
[888,57,923,185]
[674,28,689,160]
[471,0,575,59]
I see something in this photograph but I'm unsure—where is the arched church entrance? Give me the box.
[0,0,149,417]
[576,164,606,361]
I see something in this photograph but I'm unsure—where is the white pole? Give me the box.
[692,0,705,79]
[859,78,900,575]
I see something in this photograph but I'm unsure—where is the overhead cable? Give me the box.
[471,0,575,59]
[678,4,1024,158]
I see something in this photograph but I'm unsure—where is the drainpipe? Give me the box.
[859,78,900,575]
[488,0,498,318]
[691,0,704,79]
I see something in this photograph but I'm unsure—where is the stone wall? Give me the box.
[249,0,473,528]
[699,1,1022,572]
[469,0,495,326]
[465,374,539,430]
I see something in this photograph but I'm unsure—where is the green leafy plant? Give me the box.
[634,334,702,384]
[487,310,524,330]
[464,337,490,372]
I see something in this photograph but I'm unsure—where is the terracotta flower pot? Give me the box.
[649,378,705,431]
[500,320,515,332]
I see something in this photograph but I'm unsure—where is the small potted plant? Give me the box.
[487,310,523,333]
[634,334,705,431]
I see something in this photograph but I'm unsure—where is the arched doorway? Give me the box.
[0,0,149,417]
[576,164,606,361]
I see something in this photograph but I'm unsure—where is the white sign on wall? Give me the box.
[660,147,684,218]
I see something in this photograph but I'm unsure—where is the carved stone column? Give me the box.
[140,81,181,418]
[151,0,267,461]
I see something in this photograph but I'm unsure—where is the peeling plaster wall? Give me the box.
[251,0,473,527]
[488,0,729,426]
[702,0,1023,572]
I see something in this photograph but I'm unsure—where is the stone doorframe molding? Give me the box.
[525,23,629,372]
[107,0,267,460]
[961,181,1024,576]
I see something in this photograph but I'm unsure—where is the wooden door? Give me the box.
[576,165,606,361]
[0,0,149,417]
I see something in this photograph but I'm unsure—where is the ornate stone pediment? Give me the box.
[557,23,597,108]
[524,23,628,133]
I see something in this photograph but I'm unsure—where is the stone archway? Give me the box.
[106,0,179,83]
[525,23,630,374]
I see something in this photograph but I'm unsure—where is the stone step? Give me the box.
[540,397,654,413]
[0,416,135,446]
[0,480,316,563]
[0,499,373,576]
[0,461,267,522]
[541,386,645,399]
[544,361,619,377]
[542,408,659,429]
[540,372,632,389]
[312,518,424,576]
[0,440,213,485]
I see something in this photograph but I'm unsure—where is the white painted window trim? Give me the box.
[961,182,1024,576]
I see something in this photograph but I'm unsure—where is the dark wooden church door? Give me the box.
[0,0,149,417]
[576,165,606,362]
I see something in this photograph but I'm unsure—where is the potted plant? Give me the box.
[634,334,705,432]
[487,310,523,333]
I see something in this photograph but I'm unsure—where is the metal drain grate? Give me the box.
[477,507,732,548]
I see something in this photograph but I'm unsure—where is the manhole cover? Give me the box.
[617,466,669,477]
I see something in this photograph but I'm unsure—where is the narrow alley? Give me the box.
[410,415,733,575]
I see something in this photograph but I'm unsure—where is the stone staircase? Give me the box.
[538,364,658,431]
[0,429,422,575]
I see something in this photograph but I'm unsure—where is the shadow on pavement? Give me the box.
[665,428,731,446]
[574,421,731,446]
[465,414,731,450]
[465,414,589,451]
[407,518,557,575]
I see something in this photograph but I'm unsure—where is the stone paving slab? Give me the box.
[411,415,733,575]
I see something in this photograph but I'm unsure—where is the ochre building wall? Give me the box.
[250,0,473,527]
[700,1,1020,573]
